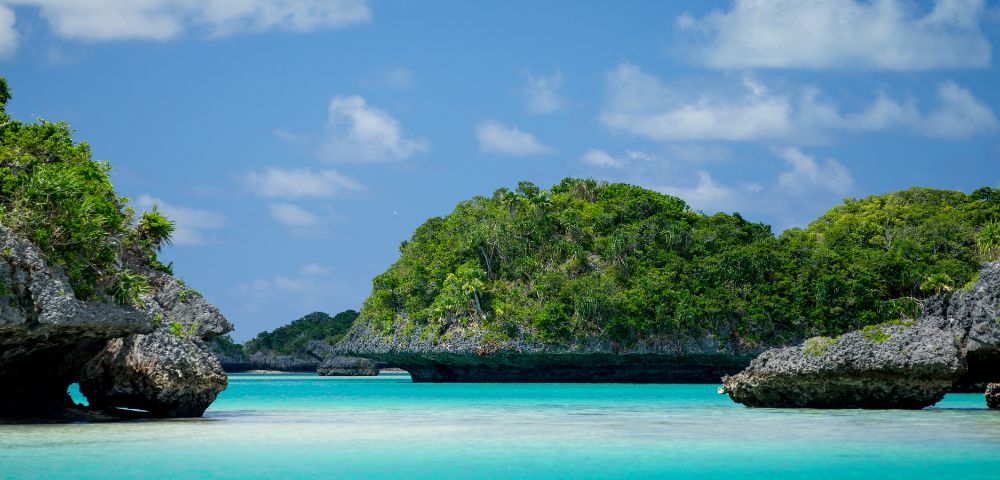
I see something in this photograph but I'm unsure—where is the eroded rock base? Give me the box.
[80,331,227,417]
[317,356,379,376]
[361,353,754,383]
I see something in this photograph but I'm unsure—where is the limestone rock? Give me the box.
[317,356,379,376]
[140,269,232,339]
[334,314,759,383]
[79,268,234,417]
[0,224,149,418]
[722,262,1000,409]
[80,331,227,417]
[987,384,999,409]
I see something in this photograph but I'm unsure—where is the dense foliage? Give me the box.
[363,178,1000,346]
[0,77,173,304]
[244,310,361,356]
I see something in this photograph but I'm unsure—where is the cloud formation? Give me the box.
[775,147,854,195]
[268,203,322,228]
[320,95,428,162]
[0,0,369,50]
[0,5,16,58]
[600,64,998,142]
[135,194,225,246]
[476,120,553,156]
[580,149,625,168]
[523,69,564,114]
[656,171,741,213]
[677,0,991,70]
[243,167,365,199]
[580,147,854,227]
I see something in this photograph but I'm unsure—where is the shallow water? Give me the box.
[2,374,998,479]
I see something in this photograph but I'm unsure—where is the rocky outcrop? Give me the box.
[335,316,759,383]
[209,343,251,372]
[988,384,999,409]
[722,262,1000,409]
[79,331,227,417]
[0,224,150,418]
[243,351,318,372]
[317,356,379,376]
[208,343,320,372]
[80,269,233,417]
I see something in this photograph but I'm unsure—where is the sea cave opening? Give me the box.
[67,383,89,407]
[955,349,1000,392]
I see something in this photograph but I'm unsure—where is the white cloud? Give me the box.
[3,0,370,45]
[916,82,1000,138]
[580,149,625,168]
[378,66,413,88]
[243,167,365,199]
[600,64,998,142]
[656,171,739,212]
[320,95,428,162]
[678,0,991,70]
[135,194,225,246]
[775,147,854,195]
[523,69,563,114]
[0,5,17,59]
[476,120,553,156]
[299,262,330,276]
[268,203,321,228]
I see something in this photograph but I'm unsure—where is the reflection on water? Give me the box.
[3,374,999,479]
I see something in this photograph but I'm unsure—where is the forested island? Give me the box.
[210,310,362,372]
[336,178,1000,384]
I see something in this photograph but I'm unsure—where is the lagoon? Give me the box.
[2,373,998,479]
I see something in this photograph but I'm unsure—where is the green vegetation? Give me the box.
[860,320,916,344]
[244,310,361,356]
[363,179,1000,346]
[0,77,172,305]
[168,320,199,339]
[979,220,1000,261]
[802,336,837,357]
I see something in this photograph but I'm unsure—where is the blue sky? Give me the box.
[1,0,999,340]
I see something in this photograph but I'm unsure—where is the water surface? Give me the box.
[2,374,998,479]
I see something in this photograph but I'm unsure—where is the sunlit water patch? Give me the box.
[3,373,999,479]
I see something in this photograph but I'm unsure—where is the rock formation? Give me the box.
[0,223,233,420]
[987,384,999,409]
[722,262,1000,409]
[79,331,227,417]
[335,317,757,383]
[317,356,380,376]
[80,269,233,418]
[209,343,320,372]
[0,225,150,418]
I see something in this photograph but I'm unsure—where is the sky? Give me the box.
[1,0,999,340]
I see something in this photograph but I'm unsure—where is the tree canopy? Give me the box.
[244,310,361,356]
[362,178,1000,347]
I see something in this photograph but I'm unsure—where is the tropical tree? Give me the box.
[920,273,954,295]
[978,220,1000,261]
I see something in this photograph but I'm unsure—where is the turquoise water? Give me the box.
[2,374,999,479]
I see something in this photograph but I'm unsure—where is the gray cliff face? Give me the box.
[335,314,759,383]
[80,269,233,418]
[0,223,232,420]
[722,262,1000,409]
[0,225,149,417]
[987,384,999,409]
[317,356,379,376]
